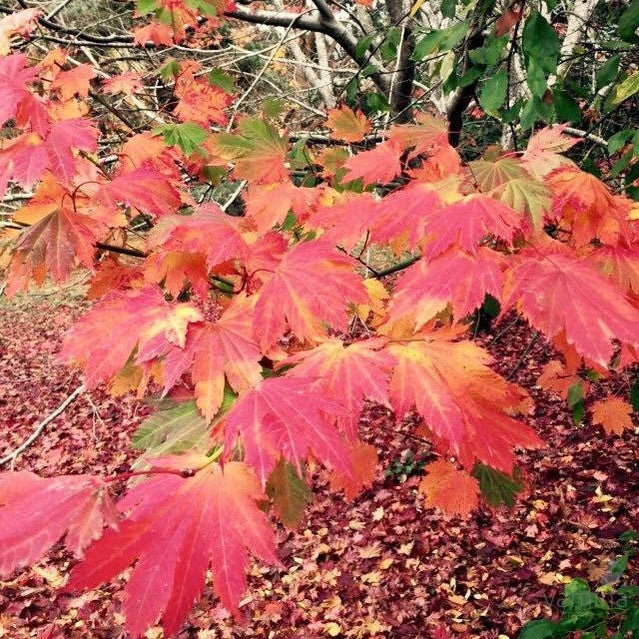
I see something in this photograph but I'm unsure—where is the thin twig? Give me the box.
[0,384,85,468]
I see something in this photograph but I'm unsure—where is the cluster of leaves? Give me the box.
[0,3,637,638]
[520,532,639,639]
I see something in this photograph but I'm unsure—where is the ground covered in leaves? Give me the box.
[0,294,637,639]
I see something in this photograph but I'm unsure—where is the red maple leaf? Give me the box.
[283,337,394,439]
[65,458,278,638]
[0,471,115,574]
[252,240,366,350]
[387,248,505,329]
[95,166,182,218]
[342,141,403,186]
[505,243,639,367]
[63,285,202,387]
[161,295,262,423]
[224,376,353,485]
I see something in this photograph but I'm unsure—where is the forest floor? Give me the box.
[0,291,637,639]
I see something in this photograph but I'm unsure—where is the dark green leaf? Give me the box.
[631,377,639,411]
[441,0,456,18]
[619,0,639,44]
[553,88,581,123]
[366,92,390,113]
[610,150,633,178]
[355,33,375,60]
[469,34,508,67]
[527,57,547,98]
[596,55,620,89]
[473,464,524,507]
[522,11,560,74]
[482,293,500,318]
[479,68,507,114]
[608,129,634,154]
[458,66,482,87]
[519,619,558,639]
[412,21,468,60]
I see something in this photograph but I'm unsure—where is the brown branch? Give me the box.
[0,384,85,467]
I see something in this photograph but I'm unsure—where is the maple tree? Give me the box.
[0,1,637,637]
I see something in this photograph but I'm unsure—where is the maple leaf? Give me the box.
[161,295,262,423]
[0,9,40,56]
[342,141,402,186]
[505,244,639,367]
[325,105,371,143]
[469,153,551,229]
[252,240,366,350]
[592,243,639,295]
[522,125,579,178]
[131,399,210,464]
[547,167,627,246]
[50,64,96,101]
[66,458,278,638]
[63,285,202,387]
[88,255,142,299]
[389,111,449,159]
[371,182,441,252]
[590,396,634,435]
[308,191,380,250]
[147,203,250,269]
[387,247,505,329]
[537,359,585,400]
[9,118,99,186]
[266,458,312,528]
[174,67,232,126]
[144,251,209,300]
[387,330,541,472]
[95,166,181,218]
[213,118,288,184]
[422,194,524,260]
[283,338,394,438]
[244,182,320,234]
[0,472,115,575]
[8,207,97,292]
[329,440,378,499]
[224,376,352,485]
[0,54,46,134]
[418,460,479,517]
[132,22,174,46]
[102,72,143,95]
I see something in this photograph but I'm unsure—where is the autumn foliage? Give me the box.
[0,4,638,638]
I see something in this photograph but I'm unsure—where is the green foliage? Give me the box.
[266,459,312,528]
[619,0,639,44]
[472,464,524,507]
[567,382,585,425]
[154,123,208,156]
[479,69,508,115]
[519,532,639,639]
[385,451,426,481]
[522,12,559,75]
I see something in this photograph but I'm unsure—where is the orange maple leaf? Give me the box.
[419,460,479,517]
[325,105,371,143]
[590,396,634,435]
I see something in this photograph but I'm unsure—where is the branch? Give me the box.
[374,254,420,278]
[0,384,85,467]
